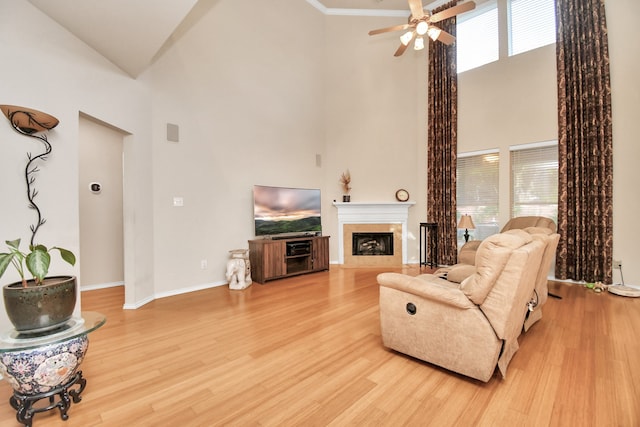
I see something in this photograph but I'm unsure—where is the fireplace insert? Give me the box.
[352,232,394,256]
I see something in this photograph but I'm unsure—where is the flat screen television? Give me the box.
[253,185,322,238]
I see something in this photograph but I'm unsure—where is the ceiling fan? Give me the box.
[368,0,476,57]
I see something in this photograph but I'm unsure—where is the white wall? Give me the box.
[324,14,428,263]
[606,0,640,286]
[0,0,154,328]
[458,44,558,228]
[144,0,327,295]
[78,115,125,288]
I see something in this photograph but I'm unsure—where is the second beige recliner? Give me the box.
[458,216,556,265]
[378,229,546,382]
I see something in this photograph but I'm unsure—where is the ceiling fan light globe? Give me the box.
[416,21,429,35]
[400,31,413,46]
[414,37,425,50]
[427,26,442,41]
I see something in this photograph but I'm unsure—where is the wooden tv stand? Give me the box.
[248,236,329,283]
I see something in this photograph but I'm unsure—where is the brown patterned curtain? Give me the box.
[555,0,613,283]
[427,1,458,266]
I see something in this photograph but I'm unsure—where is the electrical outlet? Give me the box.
[613,260,622,269]
[200,259,207,269]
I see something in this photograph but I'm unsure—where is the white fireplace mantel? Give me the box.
[333,201,416,264]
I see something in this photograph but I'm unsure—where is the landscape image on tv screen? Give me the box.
[253,185,321,237]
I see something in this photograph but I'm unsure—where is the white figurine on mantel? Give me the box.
[226,249,252,290]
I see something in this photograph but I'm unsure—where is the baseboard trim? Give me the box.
[81,281,124,291]
[153,281,227,301]
[121,280,228,310]
[123,295,154,310]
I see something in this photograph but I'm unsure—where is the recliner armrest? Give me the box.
[446,264,476,283]
[377,272,476,310]
[458,240,482,265]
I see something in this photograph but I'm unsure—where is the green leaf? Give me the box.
[0,252,16,278]
[26,249,51,283]
[6,239,20,250]
[52,247,76,266]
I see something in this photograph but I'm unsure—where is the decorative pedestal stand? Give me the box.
[226,249,252,290]
[0,312,106,426]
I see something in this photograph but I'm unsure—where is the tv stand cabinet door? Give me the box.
[250,240,285,283]
[312,236,330,271]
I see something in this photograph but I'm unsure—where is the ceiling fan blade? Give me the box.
[394,32,416,56]
[435,29,456,45]
[394,43,410,57]
[429,1,476,23]
[369,23,412,36]
[408,0,425,19]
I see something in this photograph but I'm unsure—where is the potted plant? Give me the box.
[340,170,352,202]
[0,239,76,333]
[0,105,77,334]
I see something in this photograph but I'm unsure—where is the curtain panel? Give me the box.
[555,0,613,283]
[427,0,458,266]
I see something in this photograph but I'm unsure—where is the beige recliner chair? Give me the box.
[458,216,556,265]
[447,222,560,332]
[378,229,546,382]
[452,216,560,331]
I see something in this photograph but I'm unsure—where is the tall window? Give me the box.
[457,151,500,245]
[510,142,558,221]
[456,2,499,73]
[457,0,556,72]
[508,0,557,56]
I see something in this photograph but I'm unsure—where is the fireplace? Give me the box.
[352,232,394,256]
[334,201,415,266]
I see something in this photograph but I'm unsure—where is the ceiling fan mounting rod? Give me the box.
[410,16,429,25]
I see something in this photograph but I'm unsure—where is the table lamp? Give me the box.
[458,214,475,242]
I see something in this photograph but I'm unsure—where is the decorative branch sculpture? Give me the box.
[0,105,75,288]
[0,105,59,246]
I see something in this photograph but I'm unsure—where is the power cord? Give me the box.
[548,291,562,299]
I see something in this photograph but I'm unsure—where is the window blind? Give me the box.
[457,2,499,73]
[457,151,500,243]
[509,0,556,56]
[510,142,558,220]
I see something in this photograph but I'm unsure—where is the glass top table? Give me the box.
[0,311,106,426]
[0,311,106,352]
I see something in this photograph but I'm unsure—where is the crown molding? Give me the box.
[304,0,410,17]
[304,0,476,16]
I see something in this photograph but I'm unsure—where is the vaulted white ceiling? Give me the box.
[26,0,441,78]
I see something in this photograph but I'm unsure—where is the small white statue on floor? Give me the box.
[226,249,252,290]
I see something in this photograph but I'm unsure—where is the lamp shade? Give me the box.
[414,37,424,50]
[427,26,442,42]
[458,214,475,230]
[400,31,413,46]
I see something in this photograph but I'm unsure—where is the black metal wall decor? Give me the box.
[0,105,59,246]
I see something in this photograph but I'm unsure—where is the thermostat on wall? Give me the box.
[89,182,102,194]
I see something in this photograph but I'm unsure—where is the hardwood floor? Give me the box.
[0,265,638,426]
